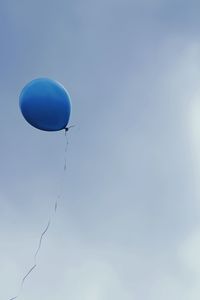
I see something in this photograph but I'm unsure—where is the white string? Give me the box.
[8,131,69,300]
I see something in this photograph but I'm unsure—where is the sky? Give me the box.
[1,0,200,299]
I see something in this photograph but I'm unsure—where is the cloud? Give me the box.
[2,1,200,299]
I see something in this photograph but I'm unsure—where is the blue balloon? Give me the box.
[19,78,71,131]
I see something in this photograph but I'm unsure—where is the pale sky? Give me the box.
[1,1,200,299]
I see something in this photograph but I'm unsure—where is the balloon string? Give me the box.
[8,131,70,300]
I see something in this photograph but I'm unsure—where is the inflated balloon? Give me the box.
[19,78,71,131]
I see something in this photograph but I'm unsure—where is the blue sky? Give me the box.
[1,0,200,299]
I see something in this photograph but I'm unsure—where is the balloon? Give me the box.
[19,78,71,131]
